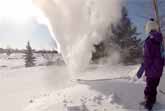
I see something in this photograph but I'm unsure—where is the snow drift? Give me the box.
[33,0,124,74]
[23,71,165,111]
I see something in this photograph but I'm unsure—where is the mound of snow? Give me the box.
[24,72,165,111]
[24,85,127,111]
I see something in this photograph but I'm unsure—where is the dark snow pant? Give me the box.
[144,77,160,106]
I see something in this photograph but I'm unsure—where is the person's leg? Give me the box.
[144,77,154,109]
[144,77,160,109]
[150,78,160,104]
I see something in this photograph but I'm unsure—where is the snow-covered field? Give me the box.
[1,53,165,111]
[23,66,165,111]
[0,53,67,111]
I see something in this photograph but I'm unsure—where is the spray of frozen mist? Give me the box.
[33,0,125,74]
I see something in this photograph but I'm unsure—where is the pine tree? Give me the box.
[24,41,36,67]
[92,6,142,64]
[110,6,143,64]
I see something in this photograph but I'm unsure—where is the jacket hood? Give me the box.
[149,31,163,43]
[145,20,159,34]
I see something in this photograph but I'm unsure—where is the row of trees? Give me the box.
[92,6,143,64]
[0,47,57,55]
[0,42,58,67]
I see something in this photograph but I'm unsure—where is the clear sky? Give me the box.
[0,18,56,50]
[0,0,164,49]
[0,0,56,50]
[127,0,165,39]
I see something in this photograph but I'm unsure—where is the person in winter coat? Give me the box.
[143,18,164,110]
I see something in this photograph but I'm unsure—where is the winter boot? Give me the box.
[139,101,153,111]
[139,101,146,106]
[145,103,153,111]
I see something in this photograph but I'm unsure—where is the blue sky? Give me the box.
[0,18,56,50]
[0,0,164,50]
[127,0,165,38]
[127,0,153,39]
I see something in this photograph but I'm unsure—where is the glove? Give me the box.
[136,63,145,79]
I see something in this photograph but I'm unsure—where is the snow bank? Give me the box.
[24,65,165,111]
[0,65,72,111]
[24,77,165,111]
[73,64,139,80]
[24,84,127,111]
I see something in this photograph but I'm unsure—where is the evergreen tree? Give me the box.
[92,6,142,64]
[110,6,143,64]
[24,41,36,67]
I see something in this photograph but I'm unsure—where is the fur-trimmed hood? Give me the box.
[145,19,159,34]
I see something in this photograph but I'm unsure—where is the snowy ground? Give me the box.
[1,53,165,111]
[0,53,67,111]
[23,65,165,111]
[0,65,74,111]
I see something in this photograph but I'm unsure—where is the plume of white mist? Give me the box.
[33,0,125,74]
[98,51,121,66]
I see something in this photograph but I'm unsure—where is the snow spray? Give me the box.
[33,0,124,74]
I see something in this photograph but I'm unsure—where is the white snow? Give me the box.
[1,53,165,111]
[23,64,165,111]
[0,65,73,111]
[0,53,68,111]
[21,0,165,110]
[1,0,165,111]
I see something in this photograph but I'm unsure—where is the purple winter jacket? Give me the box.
[144,31,164,79]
